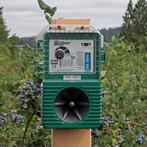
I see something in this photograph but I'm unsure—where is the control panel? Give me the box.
[49,40,94,73]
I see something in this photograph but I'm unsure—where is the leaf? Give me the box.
[101,70,106,78]
[37,0,51,11]
[119,113,126,123]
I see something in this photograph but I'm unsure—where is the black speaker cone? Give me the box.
[54,88,89,123]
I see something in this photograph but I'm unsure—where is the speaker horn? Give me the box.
[54,88,89,123]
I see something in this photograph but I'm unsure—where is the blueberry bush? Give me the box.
[0,43,50,146]
[0,37,146,146]
[94,37,147,147]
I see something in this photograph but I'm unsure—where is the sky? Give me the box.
[0,0,138,37]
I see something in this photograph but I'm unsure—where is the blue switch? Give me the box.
[85,52,91,71]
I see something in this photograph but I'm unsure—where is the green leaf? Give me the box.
[119,113,126,123]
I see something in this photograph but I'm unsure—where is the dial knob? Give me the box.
[55,49,64,59]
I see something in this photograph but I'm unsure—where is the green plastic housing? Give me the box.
[42,31,103,128]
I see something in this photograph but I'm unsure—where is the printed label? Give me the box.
[64,75,81,81]
[49,40,94,73]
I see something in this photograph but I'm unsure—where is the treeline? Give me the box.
[1,0,146,52]
[0,6,9,43]
[21,37,36,48]
[21,27,122,48]
[121,0,147,52]
[100,27,121,42]
[0,6,40,91]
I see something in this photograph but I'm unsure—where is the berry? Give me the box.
[0,114,4,126]
[32,86,41,95]
[17,80,41,112]
[137,134,144,144]
[8,111,17,122]
[19,91,26,99]
[26,80,33,86]
[91,129,99,138]
[16,115,24,124]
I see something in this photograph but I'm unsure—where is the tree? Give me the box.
[100,27,122,42]
[0,6,9,42]
[121,0,134,43]
[121,0,147,52]
[9,35,24,45]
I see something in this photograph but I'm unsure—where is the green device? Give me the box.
[38,25,105,128]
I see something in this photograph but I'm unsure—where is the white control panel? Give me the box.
[49,39,94,73]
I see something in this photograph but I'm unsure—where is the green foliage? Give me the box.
[100,27,121,42]
[0,40,48,146]
[0,6,9,42]
[37,0,57,16]
[7,35,25,59]
[0,3,146,145]
[37,0,57,24]
[9,35,24,45]
[121,0,147,52]
[1,35,146,146]
[21,36,36,48]
[96,37,147,146]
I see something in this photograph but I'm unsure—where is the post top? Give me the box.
[36,19,102,41]
[51,19,90,25]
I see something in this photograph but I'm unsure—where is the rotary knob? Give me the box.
[55,49,64,59]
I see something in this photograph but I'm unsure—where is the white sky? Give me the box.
[0,0,138,37]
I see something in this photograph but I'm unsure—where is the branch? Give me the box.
[21,111,36,144]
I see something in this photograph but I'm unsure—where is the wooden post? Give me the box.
[51,19,90,25]
[50,19,92,147]
[51,129,91,147]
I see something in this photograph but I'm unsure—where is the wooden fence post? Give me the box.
[51,129,91,147]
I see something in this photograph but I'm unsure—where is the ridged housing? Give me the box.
[42,31,103,128]
[42,81,102,128]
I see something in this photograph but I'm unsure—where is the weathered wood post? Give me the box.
[52,129,91,147]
